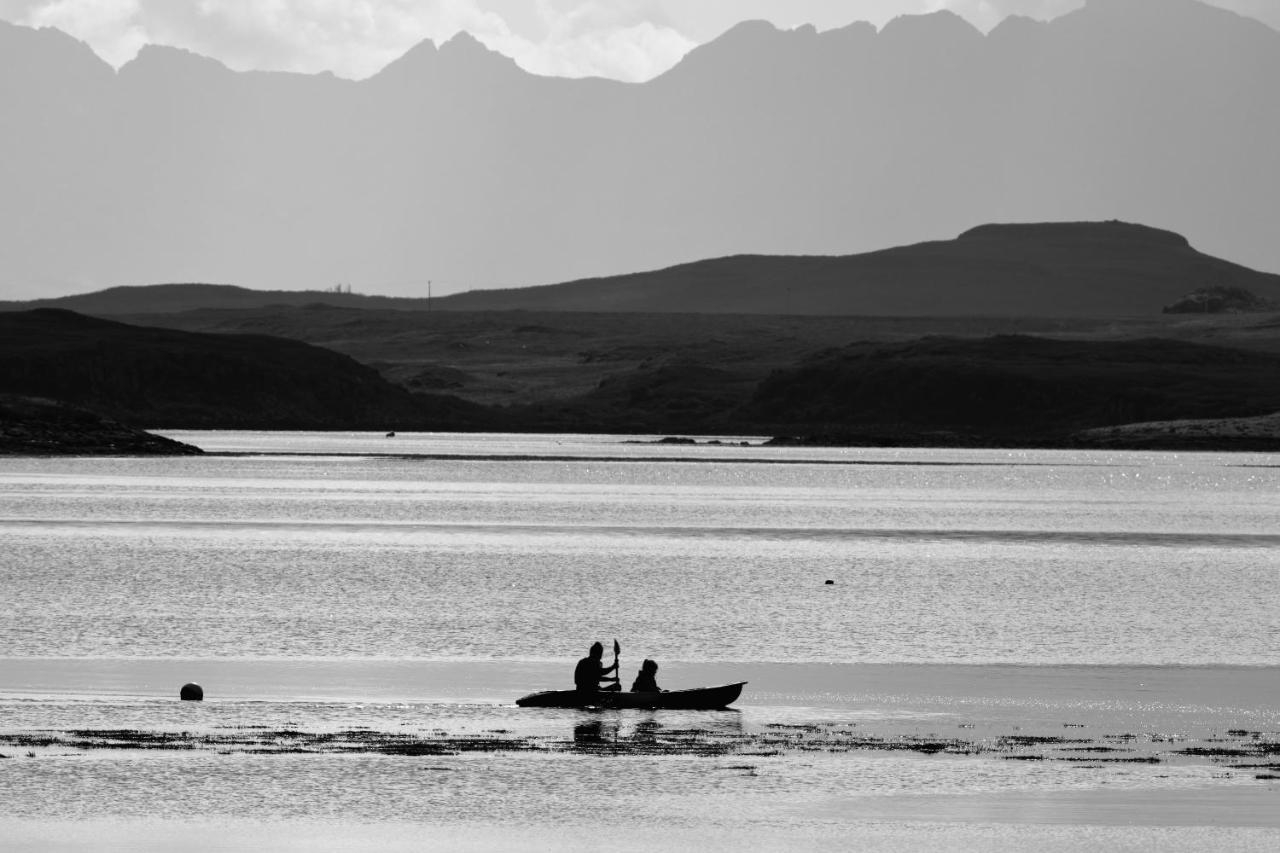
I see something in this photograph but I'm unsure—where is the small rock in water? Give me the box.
[825,579,835,585]
[180,682,204,701]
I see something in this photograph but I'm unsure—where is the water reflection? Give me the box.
[568,711,745,756]
[572,718,616,748]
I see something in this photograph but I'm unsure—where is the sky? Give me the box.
[1,0,1277,82]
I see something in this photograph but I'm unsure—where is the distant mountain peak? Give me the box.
[988,14,1048,40]
[0,18,113,77]
[821,20,878,40]
[372,31,520,83]
[370,38,439,81]
[119,44,232,79]
[658,18,823,81]
[717,19,785,39]
[879,9,982,42]
[440,30,490,52]
[1077,0,1275,30]
[438,31,520,74]
[1085,0,1198,12]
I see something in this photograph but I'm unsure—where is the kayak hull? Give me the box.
[516,681,746,710]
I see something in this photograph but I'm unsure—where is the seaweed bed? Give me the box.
[2,723,1278,780]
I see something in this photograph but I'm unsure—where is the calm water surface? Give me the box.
[2,432,1279,850]
[3,431,1277,663]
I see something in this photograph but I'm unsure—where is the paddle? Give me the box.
[613,638,621,689]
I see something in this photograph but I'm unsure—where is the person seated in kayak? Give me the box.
[574,642,620,692]
[631,659,664,693]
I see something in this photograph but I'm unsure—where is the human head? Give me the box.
[589,641,604,659]
[642,659,657,674]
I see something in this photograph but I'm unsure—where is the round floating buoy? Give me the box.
[180,682,204,701]
[825,579,835,585]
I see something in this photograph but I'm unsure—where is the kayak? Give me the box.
[516,681,745,709]
[516,681,746,710]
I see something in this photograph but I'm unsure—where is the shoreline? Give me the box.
[4,816,1279,852]
[3,422,1280,456]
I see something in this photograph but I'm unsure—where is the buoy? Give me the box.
[180,682,204,701]
[825,579,835,585]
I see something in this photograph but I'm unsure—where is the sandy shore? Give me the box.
[4,814,1280,853]
[3,659,1278,850]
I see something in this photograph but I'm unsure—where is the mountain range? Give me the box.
[2,0,1279,299]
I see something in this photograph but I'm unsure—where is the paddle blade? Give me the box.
[613,639,620,657]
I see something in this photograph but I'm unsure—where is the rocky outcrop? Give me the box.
[1163,285,1278,314]
[0,395,202,455]
[1072,411,1280,450]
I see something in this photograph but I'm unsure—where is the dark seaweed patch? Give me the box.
[1057,756,1161,764]
[999,735,1086,747]
[0,722,1274,779]
[1176,747,1254,758]
[1062,746,1132,753]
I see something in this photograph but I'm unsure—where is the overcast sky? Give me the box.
[2,0,1277,82]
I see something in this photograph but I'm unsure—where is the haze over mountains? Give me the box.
[2,0,1279,300]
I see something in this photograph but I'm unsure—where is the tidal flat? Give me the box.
[3,659,1279,851]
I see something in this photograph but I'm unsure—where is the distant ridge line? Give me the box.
[3,220,1278,318]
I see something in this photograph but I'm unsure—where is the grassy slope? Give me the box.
[0,309,494,430]
[744,336,1280,445]
[8,220,1280,445]
[3,305,1278,447]
[112,306,1280,407]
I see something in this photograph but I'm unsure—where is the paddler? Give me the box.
[574,641,621,693]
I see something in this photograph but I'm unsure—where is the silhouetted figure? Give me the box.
[631,659,663,693]
[574,641,620,693]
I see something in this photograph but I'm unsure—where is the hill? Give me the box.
[2,0,1279,298]
[430,221,1280,316]
[0,283,436,316]
[0,309,493,430]
[7,222,1279,319]
[1,309,1276,449]
[743,336,1280,446]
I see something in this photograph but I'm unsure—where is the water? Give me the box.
[2,433,1279,850]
